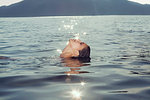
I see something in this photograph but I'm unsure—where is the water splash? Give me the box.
[56,49,62,54]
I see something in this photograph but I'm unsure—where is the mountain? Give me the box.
[0,0,150,17]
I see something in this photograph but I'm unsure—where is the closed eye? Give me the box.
[80,42,84,45]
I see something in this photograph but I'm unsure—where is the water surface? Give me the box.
[0,16,150,100]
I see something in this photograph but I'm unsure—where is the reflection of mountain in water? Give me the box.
[0,0,150,17]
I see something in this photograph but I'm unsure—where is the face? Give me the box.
[68,39,88,51]
[60,39,89,58]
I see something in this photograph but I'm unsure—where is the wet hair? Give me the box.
[78,46,90,58]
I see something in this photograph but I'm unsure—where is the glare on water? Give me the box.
[70,89,82,100]
[56,49,62,54]
[1,16,150,100]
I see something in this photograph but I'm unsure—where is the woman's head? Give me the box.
[60,39,90,58]
[78,46,90,58]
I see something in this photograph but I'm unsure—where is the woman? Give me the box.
[60,39,90,58]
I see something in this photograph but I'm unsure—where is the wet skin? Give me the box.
[60,39,90,74]
[60,39,89,58]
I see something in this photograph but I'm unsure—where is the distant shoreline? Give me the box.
[0,14,150,18]
[0,0,150,17]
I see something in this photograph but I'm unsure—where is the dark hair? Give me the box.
[79,46,90,58]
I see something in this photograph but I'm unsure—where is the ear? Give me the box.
[72,50,79,57]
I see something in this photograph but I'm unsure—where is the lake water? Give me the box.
[0,16,150,100]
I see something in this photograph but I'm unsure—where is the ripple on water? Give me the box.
[92,64,123,69]
[130,59,150,65]
[0,75,91,88]
[130,71,150,76]
[92,76,150,93]
[0,74,94,100]
[0,46,13,50]
[113,78,150,88]
[0,16,150,100]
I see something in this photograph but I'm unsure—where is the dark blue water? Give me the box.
[0,16,150,100]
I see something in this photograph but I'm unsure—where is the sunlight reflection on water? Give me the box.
[1,16,150,100]
[70,89,82,100]
[56,49,62,54]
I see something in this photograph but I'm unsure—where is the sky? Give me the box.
[0,0,150,7]
[129,0,150,4]
[0,0,23,6]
